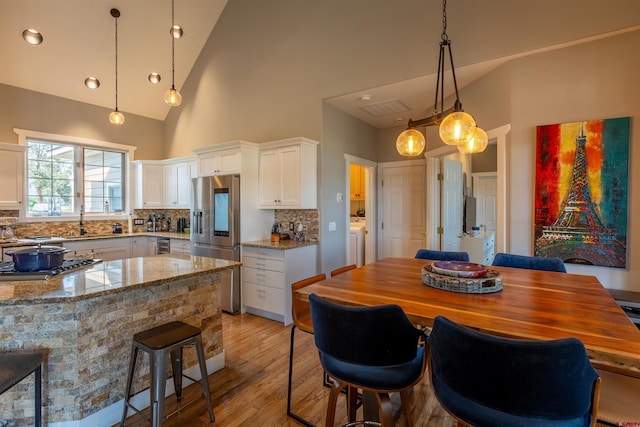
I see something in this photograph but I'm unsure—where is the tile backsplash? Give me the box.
[275,209,319,241]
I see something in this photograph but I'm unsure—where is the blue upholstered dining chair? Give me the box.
[309,294,428,427]
[414,249,469,262]
[428,315,601,427]
[492,252,567,272]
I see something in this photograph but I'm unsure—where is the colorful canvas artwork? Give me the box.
[534,117,629,268]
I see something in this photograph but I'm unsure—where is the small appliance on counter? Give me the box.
[112,223,123,234]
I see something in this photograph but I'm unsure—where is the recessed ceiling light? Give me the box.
[22,29,43,45]
[170,25,183,39]
[148,72,161,84]
[84,77,100,89]
[359,94,372,101]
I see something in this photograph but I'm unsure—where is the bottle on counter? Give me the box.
[104,200,110,213]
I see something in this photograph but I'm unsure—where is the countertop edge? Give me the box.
[0,231,191,247]
[241,240,318,250]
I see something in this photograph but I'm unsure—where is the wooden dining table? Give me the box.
[294,257,640,379]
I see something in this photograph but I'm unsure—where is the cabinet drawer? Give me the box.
[242,266,285,289]
[243,282,284,315]
[242,255,284,271]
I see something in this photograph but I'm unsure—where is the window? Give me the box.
[26,139,125,216]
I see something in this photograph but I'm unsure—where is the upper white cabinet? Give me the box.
[164,159,192,208]
[132,156,195,209]
[196,145,242,176]
[131,161,165,209]
[258,137,318,209]
[0,143,25,209]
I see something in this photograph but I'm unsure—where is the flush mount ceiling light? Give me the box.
[148,72,161,84]
[22,28,43,45]
[164,0,182,106]
[108,8,125,125]
[84,77,100,89]
[396,0,485,156]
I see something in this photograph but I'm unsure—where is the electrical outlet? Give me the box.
[133,218,144,225]
[289,222,294,231]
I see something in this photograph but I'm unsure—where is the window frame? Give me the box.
[15,128,137,222]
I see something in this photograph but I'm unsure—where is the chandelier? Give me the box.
[396,0,486,156]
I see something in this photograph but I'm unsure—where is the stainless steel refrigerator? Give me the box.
[191,174,241,313]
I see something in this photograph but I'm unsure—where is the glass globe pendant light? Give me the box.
[457,126,488,154]
[396,127,426,156]
[164,0,182,106]
[109,8,125,125]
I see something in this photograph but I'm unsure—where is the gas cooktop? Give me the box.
[0,258,102,281]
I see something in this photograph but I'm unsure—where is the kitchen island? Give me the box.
[0,254,240,426]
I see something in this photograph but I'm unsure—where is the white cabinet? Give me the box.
[241,244,318,325]
[197,149,241,176]
[64,238,131,261]
[131,161,164,209]
[460,231,495,265]
[257,137,318,209]
[170,239,191,254]
[132,157,195,209]
[130,237,149,257]
[164,159,193,208]
[0,143,25,209]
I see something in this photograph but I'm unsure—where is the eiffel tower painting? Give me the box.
[534,118,629,268]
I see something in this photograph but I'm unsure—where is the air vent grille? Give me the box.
[359,99,411,117]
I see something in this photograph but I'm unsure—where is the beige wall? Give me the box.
[0,83,164,160]
[460,30,640,290]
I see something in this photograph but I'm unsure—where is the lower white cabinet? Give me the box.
[64,238,131,261]
[170,239,191,254]
[241,244,317,325]
[459,231,495,265]
[130,237,149,257]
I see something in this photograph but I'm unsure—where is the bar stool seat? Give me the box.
[120,321,215,426]
[0,352,42,427]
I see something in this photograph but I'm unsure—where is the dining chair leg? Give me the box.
[346,386,358,422]
[376,392,394,427]
[400,389,413,427]
[287,325,314,427]
[324,378,342,427]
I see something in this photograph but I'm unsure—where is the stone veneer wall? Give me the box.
[274,209,319,241]
[0,271,222,425]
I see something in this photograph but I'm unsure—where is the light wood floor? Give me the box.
[117,312,454,427]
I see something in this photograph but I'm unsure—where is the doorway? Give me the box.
[425,124,510,254]
[344,155,377,266]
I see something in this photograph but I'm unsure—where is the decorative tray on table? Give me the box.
[421,261,502,294]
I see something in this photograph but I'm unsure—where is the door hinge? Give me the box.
[381,179,383,187]
[381,222,384,230]
[437,226,444,234]
[437,173,444,181]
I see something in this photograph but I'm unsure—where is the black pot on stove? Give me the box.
[4,246,69,272]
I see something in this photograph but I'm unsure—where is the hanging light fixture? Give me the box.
[108,8,125,125]
[396,0,484,156]
[457,126,488,154]
[164,0,183,106]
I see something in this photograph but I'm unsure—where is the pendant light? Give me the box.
[396,0,484,155]
[164,0,183,106]
[108,8,125,125]
[457,126,488,154]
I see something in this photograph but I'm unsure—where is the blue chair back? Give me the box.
[415,249,469,262]
[492,252,567,272]
[309,294,422,366]
[428,316,600,427]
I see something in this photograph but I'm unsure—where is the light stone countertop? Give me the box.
[0,254,240,304]
[241,239,318,250]
[0,231,191,249]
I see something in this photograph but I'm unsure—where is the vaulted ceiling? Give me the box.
[2,0,639,128]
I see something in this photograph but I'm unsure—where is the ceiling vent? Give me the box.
[359,99,411,117]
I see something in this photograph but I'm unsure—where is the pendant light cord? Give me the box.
[112,8,120,111]
[171,0,176,90]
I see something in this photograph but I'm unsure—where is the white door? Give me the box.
[381,164,426,258]
[473,173,498,232]
[441,158,463,251]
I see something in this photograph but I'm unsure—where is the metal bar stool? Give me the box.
[120,321,215,426]
[0,352,42,427]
